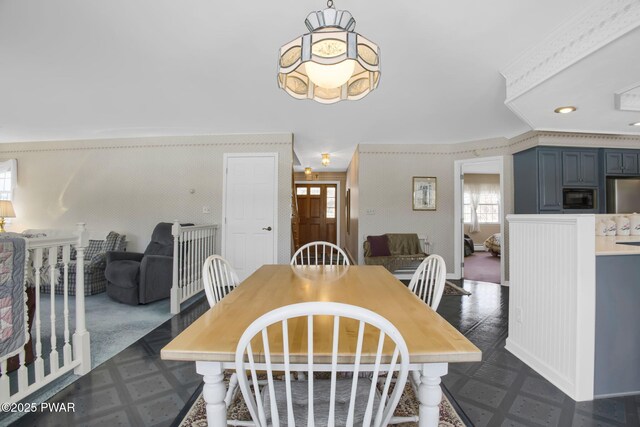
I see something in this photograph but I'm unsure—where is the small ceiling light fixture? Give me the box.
[554,106,577,114]
[277,0,380,104]
[630,122,640,127]
[304,167,313,176]
[321,153,331,167]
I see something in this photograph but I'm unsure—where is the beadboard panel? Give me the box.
[0,134,293,262]
[506,214,595,401]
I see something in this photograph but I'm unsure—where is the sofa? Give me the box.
[363,233,427,273]
[34,230,127,296]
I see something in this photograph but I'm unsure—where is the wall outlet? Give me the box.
[202,206,211,214]
[366,208,376,215]
[516,307,523,323]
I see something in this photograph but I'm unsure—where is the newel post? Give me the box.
[171,221,181,314]
[73,223,91,374]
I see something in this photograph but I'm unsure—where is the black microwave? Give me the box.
[562,188,596,210]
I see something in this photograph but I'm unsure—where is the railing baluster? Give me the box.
[33,248,44,382]
[62,244,72,365]
[0,360,9,402]
[48,247,59,373]
[17,350,27,392]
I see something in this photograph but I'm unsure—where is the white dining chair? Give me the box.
[235,302,409,427]
[408,254,447,311]
[202,254,246,415]
[202,254,240,307]
[290,241,350,266]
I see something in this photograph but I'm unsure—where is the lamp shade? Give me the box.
[278,7,380,104]
[0,200,16,218]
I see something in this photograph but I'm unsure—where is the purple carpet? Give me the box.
[464,251,501,284]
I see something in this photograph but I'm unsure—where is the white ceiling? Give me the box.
[0,0,614,170]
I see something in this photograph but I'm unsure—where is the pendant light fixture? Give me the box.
[277,0,380,104]
[321,153,331,166]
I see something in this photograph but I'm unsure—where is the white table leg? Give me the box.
[417,362,448,427]
[196,361,227,427]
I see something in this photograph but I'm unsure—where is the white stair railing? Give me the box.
[0,223,90,403]
[171,222,218,314]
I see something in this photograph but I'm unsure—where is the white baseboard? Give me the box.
[446,273,460,280]
[505,338,592,401]
[595,389,640,399]
[474,245,486,251]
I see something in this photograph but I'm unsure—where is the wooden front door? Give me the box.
[295,184,337,245]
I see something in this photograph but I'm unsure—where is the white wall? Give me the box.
[1,134,293,262]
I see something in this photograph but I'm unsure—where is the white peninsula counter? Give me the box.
[506,214,640,402]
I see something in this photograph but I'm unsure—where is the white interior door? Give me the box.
[223,154,277,280]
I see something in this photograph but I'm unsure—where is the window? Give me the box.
[326,186,336,219]
[296,187,307,195]
[0,159,16,201]
[464,192,500,223]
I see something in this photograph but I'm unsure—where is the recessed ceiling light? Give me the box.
[554,106,577,114]
[630,122,640,127]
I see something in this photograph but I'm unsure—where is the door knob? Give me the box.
[262,226,272,231]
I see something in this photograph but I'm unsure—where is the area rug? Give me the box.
[178,379,466,427]
[443,280,471,296]
[463,251,501,284]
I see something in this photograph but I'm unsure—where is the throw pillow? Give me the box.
[367,235,391,257]
[104,231,120,251]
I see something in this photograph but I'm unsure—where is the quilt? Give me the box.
[0,237,28,360]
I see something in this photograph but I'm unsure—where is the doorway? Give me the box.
[295,183,338,246]
[453,156,505,284]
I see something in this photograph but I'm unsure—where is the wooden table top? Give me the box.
[161,265,481,364]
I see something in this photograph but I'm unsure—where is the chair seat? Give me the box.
[263,378,380,426]
[105,260,140,289]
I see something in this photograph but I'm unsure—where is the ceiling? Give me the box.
[4,0,633,171]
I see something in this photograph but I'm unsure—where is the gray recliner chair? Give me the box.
[105,222,177,305]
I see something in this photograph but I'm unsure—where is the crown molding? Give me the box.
[509,131,640,154]
[0,133,293,154]
[501,0,640,102]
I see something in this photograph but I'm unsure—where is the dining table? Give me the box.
[161,264,481,427]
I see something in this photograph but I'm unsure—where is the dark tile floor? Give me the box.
[9,280,640,426]
[439,280,640,427]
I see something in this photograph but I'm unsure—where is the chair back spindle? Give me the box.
[202,255,240,307]
[408,254,447,310]
[235,302,409,427]
[290,241,350,266]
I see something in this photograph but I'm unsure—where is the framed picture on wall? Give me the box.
[412,177,437,211]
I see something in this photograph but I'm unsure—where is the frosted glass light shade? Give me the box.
[278,7,380,104]
[305,60,356,89]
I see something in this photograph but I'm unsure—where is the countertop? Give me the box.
[595,236,640,256]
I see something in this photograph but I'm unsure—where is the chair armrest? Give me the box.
[139,255,173,304]
[106,251,144,264]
